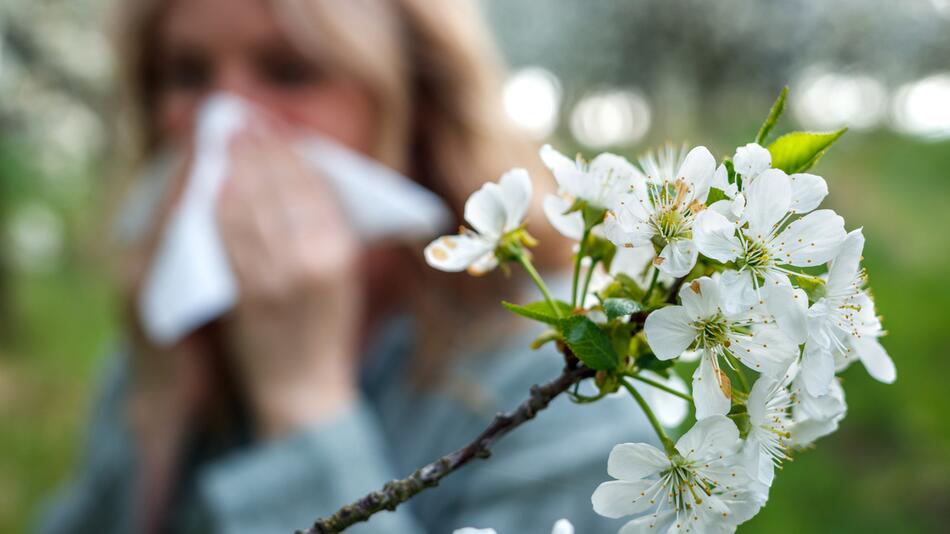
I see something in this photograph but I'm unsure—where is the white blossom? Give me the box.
[644,276,797,418]
[693,167,846,312]
[592,416,767,534]
[767,229,895,395]
[603,145,717,277]
[788,373,848,448]
[424,168,532,275]
[732,143,772,184]
[741,372,795,487]
[540,144,638,240]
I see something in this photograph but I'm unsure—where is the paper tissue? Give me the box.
[136,94,451,346]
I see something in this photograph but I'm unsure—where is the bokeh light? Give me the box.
[569,89,651,149]
[891,73,950,140]
[503,66,562,138]
[792,69,887,130]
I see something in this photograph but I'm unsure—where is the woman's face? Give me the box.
[154,0,377,154]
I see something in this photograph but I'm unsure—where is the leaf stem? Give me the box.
[621,379,676,455]
[579,258,599,309]
[571,228,591,307]
[626,373,693,402]
[515,252,563,319]
[642,267,661,304]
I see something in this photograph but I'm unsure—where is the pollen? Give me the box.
[430,247,449,261]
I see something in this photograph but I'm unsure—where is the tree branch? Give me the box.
[298,363,597,534]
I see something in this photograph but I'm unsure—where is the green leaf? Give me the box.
[767,129,847,174]
[502,300,573,325]
[559,315,620,371]
[603,298,641,321]
[755,86,788,144]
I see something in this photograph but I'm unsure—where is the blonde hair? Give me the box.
[111,0,567,381]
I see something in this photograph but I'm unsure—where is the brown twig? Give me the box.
[298,363,597,534]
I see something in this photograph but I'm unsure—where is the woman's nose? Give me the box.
[214,61,260,100]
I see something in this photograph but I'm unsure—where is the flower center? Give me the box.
[664,456,714,512]
[648,180,702,247]
[694,315,731,349]
[740,238,771,272]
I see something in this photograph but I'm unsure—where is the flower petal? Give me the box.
[617,511,676,534]
[679,276,720,321]
[657,239,698,277]
[852,335,896,384]
[675,146,716,203]
[711,163,738,198]
[497,168,533,231]
[741,436,775,487]
[540,144,585,198]
[589,152,638,208]
[733,143,772,179]
[675,413,740,458]
[607,442,670,480]
[801,342,835,396]
[543,194,585,240]
[591,480,662,519]
[743,168,791,239]
[424,234,495,272]
[719,269,758,316]
[729,325,797,377]
[644,306,697,360]
[826,228,865,293]
[788,172,827,214]
[764,285,807,344]
[773,209,847,267]
[693,210,742,263]
[691,356,732,420]
[464,182,506,237]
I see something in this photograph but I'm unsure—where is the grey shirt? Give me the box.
[35,317,654,534]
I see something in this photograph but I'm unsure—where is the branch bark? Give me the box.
[298,363,597,534]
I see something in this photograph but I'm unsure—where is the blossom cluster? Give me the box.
[424,94,894,533]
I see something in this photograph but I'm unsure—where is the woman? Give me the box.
[37,0,653,532]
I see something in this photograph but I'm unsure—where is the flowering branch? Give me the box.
[384,90,895,534]
[300,362,597,534]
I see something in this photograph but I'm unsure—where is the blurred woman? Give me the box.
[37,0,651,533]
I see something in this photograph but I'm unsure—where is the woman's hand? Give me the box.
[216,119,362,439]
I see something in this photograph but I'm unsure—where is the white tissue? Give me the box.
[138,94,451,346]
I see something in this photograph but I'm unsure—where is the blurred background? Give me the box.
[1,0,948,532]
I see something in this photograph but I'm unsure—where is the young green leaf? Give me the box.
[559,315,620,371]
[767,128,847,174]
[603,298,642,321]
[502,300,573,325]
[755,86,788,144]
